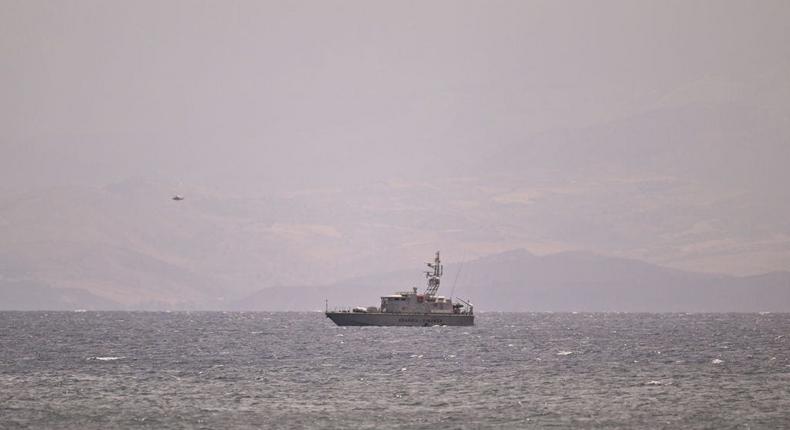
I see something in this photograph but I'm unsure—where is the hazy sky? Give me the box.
[2,0,790,287]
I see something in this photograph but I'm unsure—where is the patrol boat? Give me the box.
[325,251,474,326]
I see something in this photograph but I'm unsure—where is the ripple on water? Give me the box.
[0,312,788,429]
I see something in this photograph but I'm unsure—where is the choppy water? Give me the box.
[1,312,788,429]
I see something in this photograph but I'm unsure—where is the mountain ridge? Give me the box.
[234,249,790,312]
[2,182,789,311]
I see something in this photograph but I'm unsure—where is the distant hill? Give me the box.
[235,249,790,312]
[2,181,789,311]
[0,280,120,311]
[0,181,377,309]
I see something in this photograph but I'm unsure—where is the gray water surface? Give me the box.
[1,312,788,429]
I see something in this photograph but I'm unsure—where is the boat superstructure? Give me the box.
[325,251,474,326]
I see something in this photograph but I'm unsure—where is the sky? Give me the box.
[2,0,790,298]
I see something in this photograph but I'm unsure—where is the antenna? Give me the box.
[449,251,467,299]
[423,251,443,296]
[449,263,461,299]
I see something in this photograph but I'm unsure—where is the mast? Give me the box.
[424,251,443,296]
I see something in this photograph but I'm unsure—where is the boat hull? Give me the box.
[325,312,474,326]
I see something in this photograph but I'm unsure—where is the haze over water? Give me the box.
[2,312,788,429]
[3,1,790,311]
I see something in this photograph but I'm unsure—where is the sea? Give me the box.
[0,312,788,429]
